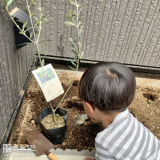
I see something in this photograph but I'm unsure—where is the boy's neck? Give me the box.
[96,109,121,128]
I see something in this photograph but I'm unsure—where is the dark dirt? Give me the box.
[8,72,160,151]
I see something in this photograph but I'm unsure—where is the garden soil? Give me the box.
[8,72,160,151]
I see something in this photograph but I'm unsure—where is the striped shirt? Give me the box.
[95,109,160,160]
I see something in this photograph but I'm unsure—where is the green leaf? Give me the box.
[17,42,31,46]
[30,3,37,7]
[33,16,38,21]
[15,2,26,6]
[78,17,81,23]
[69,38,77,43]
[72,49,78,55]
[78,21,81,27]
[35,30,38,34]
[41,59,45,67]
[79,5,86,14]
[31,12,36,16]
[72,10,77,15]
[44,18,50,22]
[71,43,78,51]
[24,27,32,33]
[64,21,76,27]
[15,20,31,28]
[42,0,45,6]
[22,21,28,30]
[79,34,81,42]
[7,0,13,7]
[69,66,76,71]
[71,33,78,37]
[25,8,30,16]
[71,17,74,23]
[35,21,40,27]
[80,25,83,33]
[69,38,73,42]
[79,59,81,66]
[80,51,84,59]
[70,59,76,66]
[16,19,25,24]
[30,31,34,38]
[19,31,24,34]
[69,0,76,6]
[34,15,45,26]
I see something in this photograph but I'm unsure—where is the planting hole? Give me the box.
[73,80,79,86]
[143,93,157,101]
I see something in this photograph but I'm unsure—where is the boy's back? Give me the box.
[95,109,160,160]
[79,62,160,160]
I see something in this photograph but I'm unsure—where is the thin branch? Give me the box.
[26,0,37,41]
[55,65,79,112]
[49,102,55,122]
[36,0,43,66]
[26,0,42,66]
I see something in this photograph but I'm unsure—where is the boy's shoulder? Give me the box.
[95,109,160,160]
[95,109,131,144]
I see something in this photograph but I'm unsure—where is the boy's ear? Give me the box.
[85,102,94,113]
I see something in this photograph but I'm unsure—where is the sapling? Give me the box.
[51,0,85,122]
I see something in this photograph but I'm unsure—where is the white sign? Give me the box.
[32,64,64,102]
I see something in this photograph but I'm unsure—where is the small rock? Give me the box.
[62,142,66,146]
[31,120,35,123]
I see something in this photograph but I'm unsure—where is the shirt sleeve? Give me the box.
[95,142,116,160]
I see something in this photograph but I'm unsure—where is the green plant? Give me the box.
[1,0,50,67]
[50,0,85,122]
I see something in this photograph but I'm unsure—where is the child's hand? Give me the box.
[84,157,95,160]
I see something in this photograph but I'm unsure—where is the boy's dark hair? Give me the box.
[78,62,136,113]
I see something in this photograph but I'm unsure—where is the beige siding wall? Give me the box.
[0,1,35,143]
[2,0,160,67]
[39,0,160,67]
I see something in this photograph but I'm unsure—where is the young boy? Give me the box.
[78,62,160,160]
